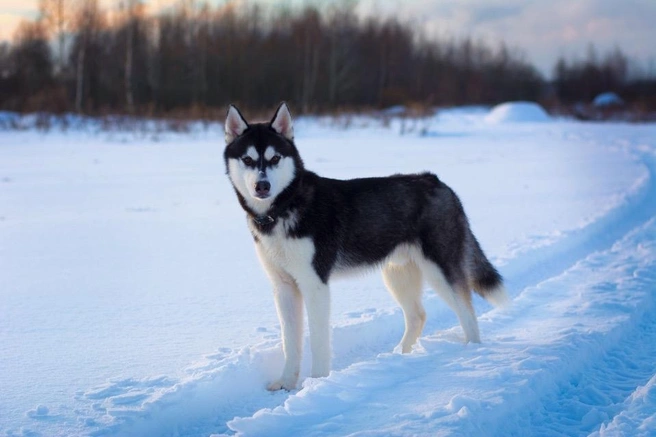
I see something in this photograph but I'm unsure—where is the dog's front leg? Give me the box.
[297,278,331,378]
[267,272,304,391]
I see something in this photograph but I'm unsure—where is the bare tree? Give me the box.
[293,7,322,112]
[120,0,142,113]
[38,0,68,74]
[194,2,211,108]
[5,20,54,110]
[71,0,102,113]
[325,3,358,106]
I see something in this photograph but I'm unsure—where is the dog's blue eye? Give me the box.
[242,156,254,166]
[270,155,281,165]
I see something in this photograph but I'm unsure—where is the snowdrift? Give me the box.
[484,101,551,124]
[593,92,624,107]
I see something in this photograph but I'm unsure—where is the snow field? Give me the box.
[1,107,655,436]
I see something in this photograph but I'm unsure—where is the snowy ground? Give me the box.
[1,108,655,436]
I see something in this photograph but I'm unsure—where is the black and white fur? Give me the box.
[224,103,508,391]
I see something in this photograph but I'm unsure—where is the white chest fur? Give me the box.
[250,218,316,278]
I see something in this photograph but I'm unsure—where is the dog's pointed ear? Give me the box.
[225,105,248,144]
[270,102,294,141]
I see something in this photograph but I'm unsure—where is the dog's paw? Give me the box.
[267,379,296,391]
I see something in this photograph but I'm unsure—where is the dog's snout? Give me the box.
[255,180,271,196]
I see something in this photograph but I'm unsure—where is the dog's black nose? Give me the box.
[255,180,271,196]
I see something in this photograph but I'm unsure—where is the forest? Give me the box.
[0,0,654,117]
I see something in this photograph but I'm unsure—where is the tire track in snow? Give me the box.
[87,149,656,437]
[500,150,656,301]
[525,290,656,436]
[466,217,656,437]
[592,374,656,436]
[470,149,656,436]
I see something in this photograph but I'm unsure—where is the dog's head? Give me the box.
[224,102,301,215]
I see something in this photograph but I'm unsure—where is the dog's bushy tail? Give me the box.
[466,232,510,307]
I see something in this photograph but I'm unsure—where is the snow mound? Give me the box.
[593,92,624,107]
[484,101,551,124]
[381,105,406,116]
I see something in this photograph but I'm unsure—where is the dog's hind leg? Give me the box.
[383,261,425,353]
[450,283,481,343]
[420,261,481,343]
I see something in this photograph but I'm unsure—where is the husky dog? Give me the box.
[224,103,508,391]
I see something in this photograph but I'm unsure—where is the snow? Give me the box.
[594,375,656,436]
[593,92,625,107]
[1,109,655,437]
[380,105,407,116]
[484,101,551,123]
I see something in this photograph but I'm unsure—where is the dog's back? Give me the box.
[279,171,504,302]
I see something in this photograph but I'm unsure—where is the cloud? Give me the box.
[469,4,523,25]
[356,0,656,77]
[494,0,656,75]
[0,0,38,15]
[0,0,39,40]
[0,0,168,41]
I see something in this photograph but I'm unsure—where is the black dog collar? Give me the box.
[253,215,276,227]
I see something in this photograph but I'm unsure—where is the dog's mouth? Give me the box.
[254,192,271,200]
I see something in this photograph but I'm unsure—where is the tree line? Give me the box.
[0,0,653,116]
[553,46,656,111]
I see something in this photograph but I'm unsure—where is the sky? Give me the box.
[0,0,655,78]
